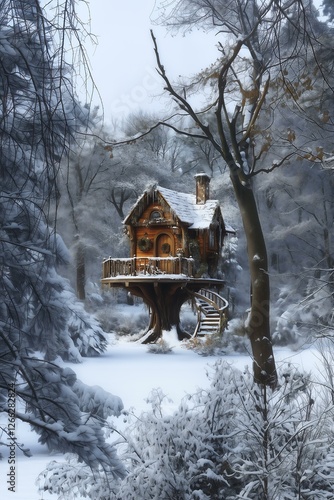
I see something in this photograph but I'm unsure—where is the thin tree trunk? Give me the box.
[76,239,86,301]
[231,172,277,388]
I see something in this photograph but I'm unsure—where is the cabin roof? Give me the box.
[159,186,235,233]
[124,185,224,230]
[158,186,221,229]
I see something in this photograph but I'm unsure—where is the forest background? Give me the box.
[1,0,334,498]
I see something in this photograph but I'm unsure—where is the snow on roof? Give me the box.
[157,185,219,229]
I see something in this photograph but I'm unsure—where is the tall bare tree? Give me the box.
[61,117,112,300]
[146,0,330,386]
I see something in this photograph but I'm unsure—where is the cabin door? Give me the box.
[156,233,174,273]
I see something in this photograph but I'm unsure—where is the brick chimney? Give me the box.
[195,173,211,204]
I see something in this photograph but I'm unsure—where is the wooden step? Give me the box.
[197,316,220,334]
[201,318,220,324]
[199,321,220,327]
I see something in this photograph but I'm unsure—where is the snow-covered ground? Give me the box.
[0,332,320,500]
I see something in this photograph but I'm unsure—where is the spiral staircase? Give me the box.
[192,289,229,337]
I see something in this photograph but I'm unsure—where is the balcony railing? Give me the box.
[102,256,194,279]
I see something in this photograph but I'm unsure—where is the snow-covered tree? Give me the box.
[0,0,124,481]
[57,116,117,300]
[53,359,334,499]
[250,9,334,344]
[255,162,334,345]
[116,361,334,499]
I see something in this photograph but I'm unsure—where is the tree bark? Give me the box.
[230,172,277,387]
[126,282,191,343]
[76,239,86,301]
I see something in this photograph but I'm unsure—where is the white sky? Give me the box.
[81,0,218,123]
[82,0,329,125]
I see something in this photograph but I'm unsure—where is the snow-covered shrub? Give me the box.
[38,455,121,500]
[271,285,305,346]
[147,339,173,354]
[272,273,334,347]
[39,359,334,499]
[65,290,108,358]
[273,308,303,346]
[117,361,334,499]
[184,332,225,356]
[184,320,250,356]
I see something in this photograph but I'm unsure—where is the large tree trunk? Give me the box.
[231,172,277,388]
[126,283,191,343]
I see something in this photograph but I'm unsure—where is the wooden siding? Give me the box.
[134,227,179,258]
[129,200,183,260]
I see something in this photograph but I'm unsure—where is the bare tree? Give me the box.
[61,118,112,300]
[142,0,330,387]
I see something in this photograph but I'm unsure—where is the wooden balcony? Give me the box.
[102,256,195,279]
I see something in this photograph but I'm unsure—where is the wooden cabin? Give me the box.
[117,173,231,278]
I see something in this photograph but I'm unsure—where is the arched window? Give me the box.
[150,210,162,221]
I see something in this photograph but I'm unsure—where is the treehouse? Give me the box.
[102,174,234,342]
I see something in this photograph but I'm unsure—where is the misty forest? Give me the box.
[1,0,334,498]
